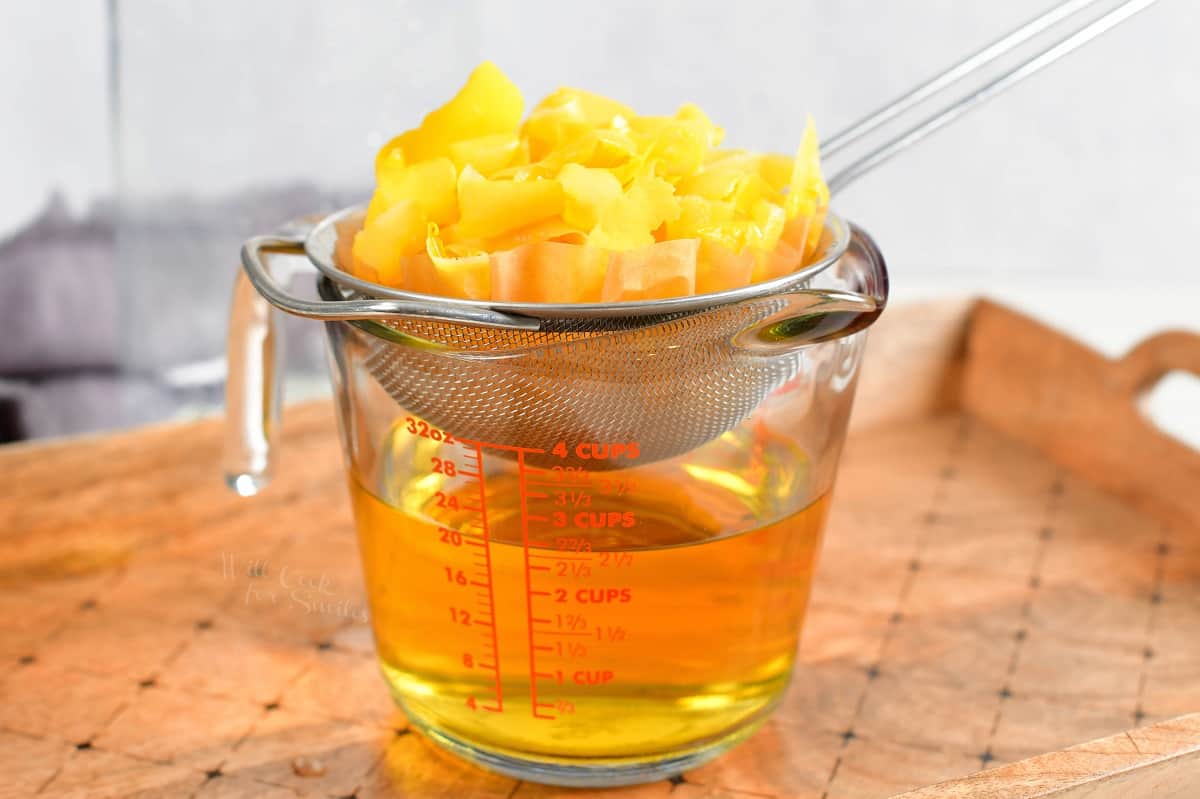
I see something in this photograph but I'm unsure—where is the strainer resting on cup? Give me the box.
[233,207,883,475]
[225,0,1155,489]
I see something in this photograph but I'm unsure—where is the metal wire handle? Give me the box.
[241,233,540,330]
[825,0,1161,193]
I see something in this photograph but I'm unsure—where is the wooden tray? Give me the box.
[1,298,1198,799]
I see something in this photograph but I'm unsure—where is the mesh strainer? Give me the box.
[236,208,885,471]
[224,0,1154,489]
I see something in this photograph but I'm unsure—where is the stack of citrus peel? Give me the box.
[343,62,830,303]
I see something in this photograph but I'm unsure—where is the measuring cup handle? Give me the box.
[223,233,308,494]
[733,224,890,355]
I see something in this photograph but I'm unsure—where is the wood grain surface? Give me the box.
[1,299,1197,798]
[962,302,1200,532]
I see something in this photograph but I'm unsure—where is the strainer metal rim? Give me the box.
[303,203,853,320]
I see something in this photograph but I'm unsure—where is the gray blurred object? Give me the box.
[114,184,352,372]
[0,196,118,375]
[0,197,156,441]
[0,188,343,440]
[0,374,207,441]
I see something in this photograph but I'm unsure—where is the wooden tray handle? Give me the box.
[962,301,1200,532]
[1116,330,1200,396]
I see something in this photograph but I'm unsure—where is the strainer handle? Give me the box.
[226,229,541,495]
[241,234,541,330]
[733,224,889,355]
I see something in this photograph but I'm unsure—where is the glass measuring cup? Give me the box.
[226,208,887,786]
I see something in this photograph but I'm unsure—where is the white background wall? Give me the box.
[0,2,111,232]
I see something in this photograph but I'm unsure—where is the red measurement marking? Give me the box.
[529,554,591,561]
[530,590,552,597]
[597,625,628,642]
[468,441,504,713]
[530,564,551,572]
[516,449,552,720]
[558,562,592,577]
[554,537,593,552]
[458,437,545,455]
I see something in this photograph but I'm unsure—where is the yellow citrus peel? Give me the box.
[349,62,830,302]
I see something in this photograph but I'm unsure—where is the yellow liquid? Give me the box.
[350,432,828,763]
